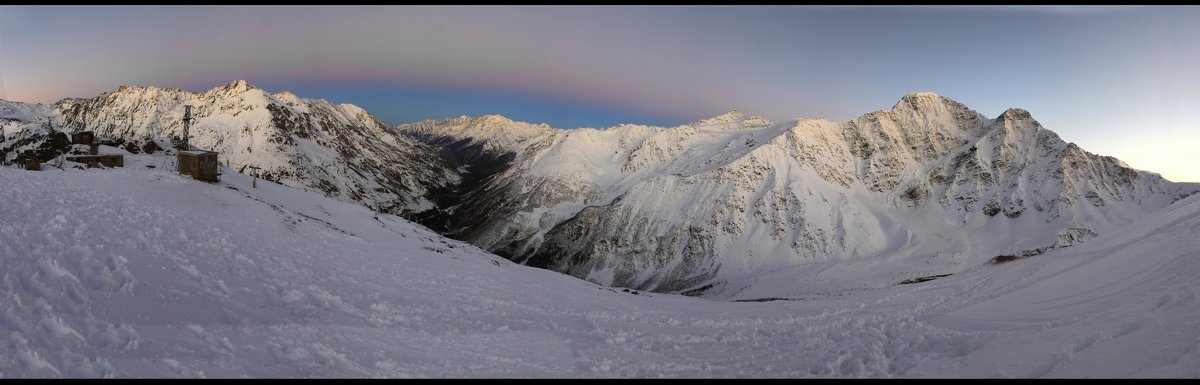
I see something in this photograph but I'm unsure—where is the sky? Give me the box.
[0,5,1197,182]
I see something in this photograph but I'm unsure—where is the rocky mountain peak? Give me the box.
[691,109,772,128]
[892,91,954,111]
[475,114,516,126]
[225,79,253,92]
[692,109,744,125]
[998,107,1032,120]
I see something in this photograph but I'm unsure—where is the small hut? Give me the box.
[178,151,219,182]
[71,131,95,145]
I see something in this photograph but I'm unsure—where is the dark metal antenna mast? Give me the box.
[182,105,194,150]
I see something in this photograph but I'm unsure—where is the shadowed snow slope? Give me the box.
[2,160,1198,377]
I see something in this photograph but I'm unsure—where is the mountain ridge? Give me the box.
[2,80,458,215]
[5,83,1196,298]
[399,91,1199,298]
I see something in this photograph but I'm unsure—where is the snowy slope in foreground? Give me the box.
[2,162,1198,378]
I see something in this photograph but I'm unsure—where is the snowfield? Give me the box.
[2,156,1198,378]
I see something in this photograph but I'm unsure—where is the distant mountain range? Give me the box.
[398,91,1198,298]
[4,82,1195,298]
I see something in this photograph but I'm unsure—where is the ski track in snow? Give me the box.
[1,158,1198,378]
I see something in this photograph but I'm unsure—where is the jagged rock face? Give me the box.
[397,115,557,233]
[1,81,457,214]
[0,101,55,163]
[402,93,1199,296]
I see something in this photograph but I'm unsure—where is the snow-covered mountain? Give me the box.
[7,83,1196,300]
[401,92,1199,298]
[1,80,457,214]
[4,151,1200,378]
[403,114,555,163]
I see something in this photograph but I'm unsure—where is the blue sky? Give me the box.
[0,5,1196,181]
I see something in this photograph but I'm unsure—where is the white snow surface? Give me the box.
[2,158,1199,378]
